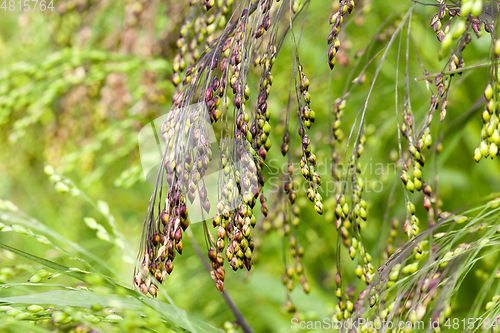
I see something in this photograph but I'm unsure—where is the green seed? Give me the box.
[407,203,416,214]
[489,143,498,158]
[351,237,358,249]
[455,20,467,38]
[471,0,482,16]
[474,148,482,162]
[406,180,415,192]
[12,225,29,235]
[6,309,21,317]
[424,134,432,148]
[369,295,377,307]
[480,141,489,155]
[441,34,452,50]
[491,131,500,144]
[403,262,418,274]
[38,269,49,278]
[349,246,356,259]
[482,110,491,122]
[434,232,446,239]
[484,84,493,100]
[43,165,55,175]
[342,203,349,216]
[346,300,354,312]
[495,40,500,56]
[488,198,500,209]
[355,265,363,277]
[106,314,124,322]
[28,274,42,283]
[389,270,399,281]
[480,239,490,246]
[85,314,101,323]
[461,2,472,16]
[15,312,30,320]
[414,178,422,191]
[359,207,367,220]
[26,305,44,313]
[487,122,495,136]
[52,311,68,323]
[54,182,69,193]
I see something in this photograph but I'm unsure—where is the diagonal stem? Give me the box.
[414,61,492,81]
[186,228,255,333]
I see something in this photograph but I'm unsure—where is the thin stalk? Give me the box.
[414,61,492,81]
[186,229,255,333]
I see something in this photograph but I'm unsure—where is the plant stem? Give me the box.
[186,228,255,333]
[414,62,492,81]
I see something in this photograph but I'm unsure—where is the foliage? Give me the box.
[1,0,500,332]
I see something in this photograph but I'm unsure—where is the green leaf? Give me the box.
[97,200,110,216]
[0,290,220,333]
[0,243,87,283]
[84,217,98,230]
[0,314,53,333]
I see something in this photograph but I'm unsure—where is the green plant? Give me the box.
[2,0,500,332]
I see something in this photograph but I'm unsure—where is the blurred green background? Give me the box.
[0,1,499,332]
